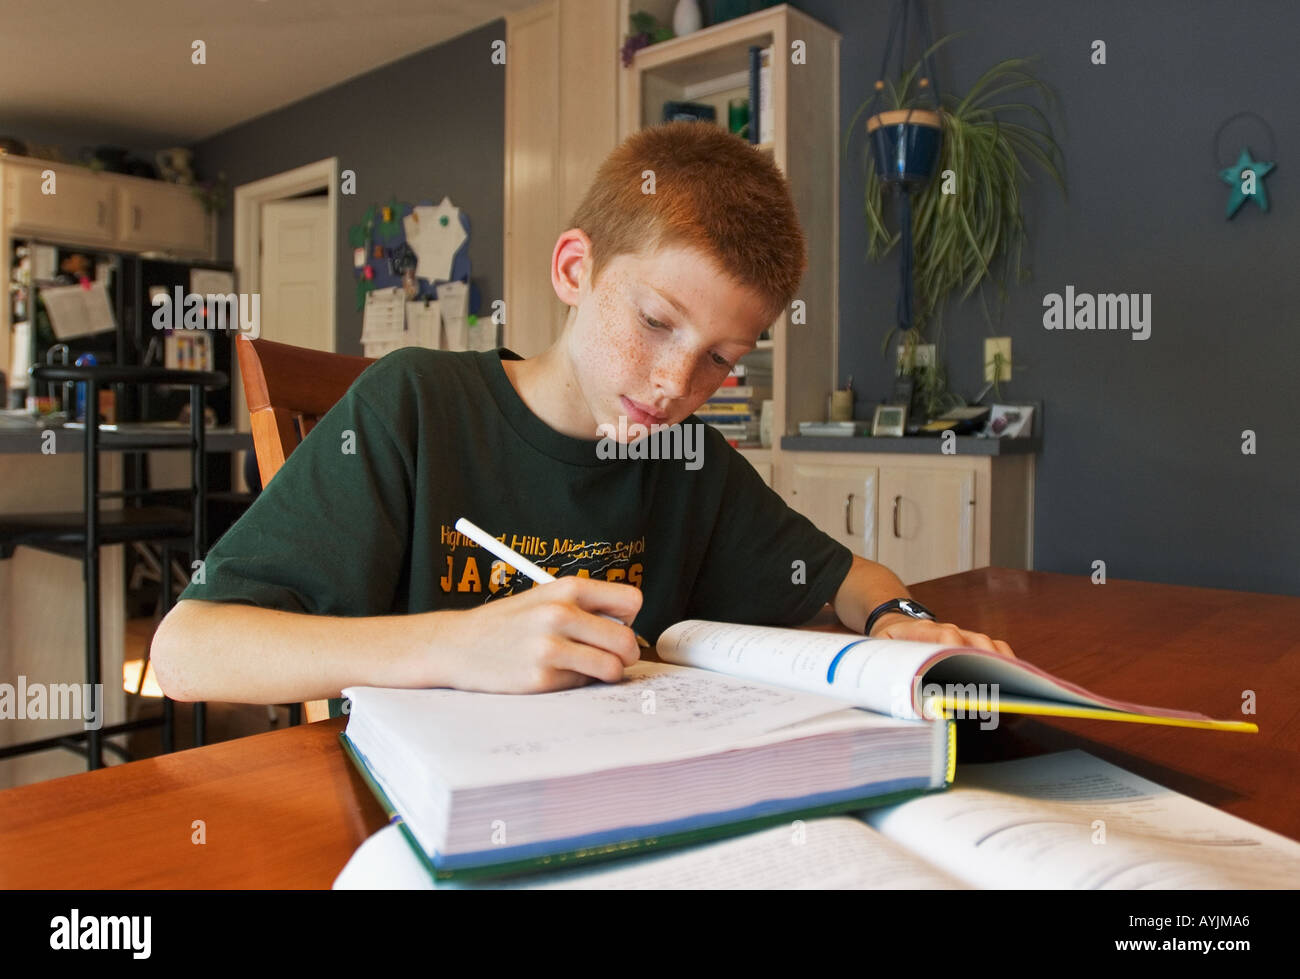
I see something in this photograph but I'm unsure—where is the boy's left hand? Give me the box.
[869,612,1015,658]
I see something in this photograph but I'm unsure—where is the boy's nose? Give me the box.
[651,357,691,400]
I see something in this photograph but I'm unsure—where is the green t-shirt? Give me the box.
[180,347,853,714]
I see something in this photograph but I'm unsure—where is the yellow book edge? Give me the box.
[934,696,1258,733]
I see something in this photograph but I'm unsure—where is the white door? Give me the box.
[260,197,331,349]
[232,197,332,435]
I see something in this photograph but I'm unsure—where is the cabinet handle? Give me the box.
[96,201,105,226]
[844,492,854,535]
[133,205,141,230]
[892,495,902,538]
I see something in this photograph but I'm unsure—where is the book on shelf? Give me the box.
[700,411,755,420]
[339,618,1254,884]
[715,383,769,397]
[337,750,1300,890]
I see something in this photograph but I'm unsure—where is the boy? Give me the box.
[152,122,1012,711]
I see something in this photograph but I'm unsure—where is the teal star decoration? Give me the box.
[1219,148,1275,218]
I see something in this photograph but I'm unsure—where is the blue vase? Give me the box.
[867,109,943,189]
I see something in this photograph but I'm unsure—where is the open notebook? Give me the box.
[336,750,1300,889]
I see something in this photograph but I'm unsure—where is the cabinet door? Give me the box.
[786,462,877,559]
[5,164,115,243]
[115,179,210,255]
[876,467,975,585]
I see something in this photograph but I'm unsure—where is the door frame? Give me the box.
[231,158,338,448]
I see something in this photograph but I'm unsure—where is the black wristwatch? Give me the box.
[864,598,936,637]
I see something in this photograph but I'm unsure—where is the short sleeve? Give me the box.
[179,358,414,617]
[686,439,854,626]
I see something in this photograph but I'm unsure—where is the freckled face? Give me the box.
[565,245,771,439]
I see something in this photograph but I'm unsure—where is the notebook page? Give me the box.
[343,661,869,790]
[513,817,967,889]
[863,750,1300,888]
[334,817,966,890]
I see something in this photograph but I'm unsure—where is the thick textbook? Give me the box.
[341,660,951,880]
[656,620,1257,732]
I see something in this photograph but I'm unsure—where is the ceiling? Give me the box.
[0,0,538,149]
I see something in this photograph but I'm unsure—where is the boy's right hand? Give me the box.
[418,575,645,694]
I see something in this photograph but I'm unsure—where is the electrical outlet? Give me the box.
[984,337,1012,382]
[896,343,936,370]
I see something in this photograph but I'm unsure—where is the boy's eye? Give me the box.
[638,311,731,369]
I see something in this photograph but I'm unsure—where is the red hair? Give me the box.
[568,121,806,324]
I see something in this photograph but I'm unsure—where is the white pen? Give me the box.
[454,517,650,649]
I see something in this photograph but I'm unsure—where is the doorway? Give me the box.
[231,159,338,490]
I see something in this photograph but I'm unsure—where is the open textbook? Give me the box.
[335,750,1300,889]
[341,660,952,879]
[655,620,1257,732]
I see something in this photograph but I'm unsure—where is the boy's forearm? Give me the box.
[830,555,912,634]
[151,599,434,705]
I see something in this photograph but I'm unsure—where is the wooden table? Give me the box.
[1,568,1294,888]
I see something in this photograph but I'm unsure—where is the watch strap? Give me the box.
[864,598,936,636]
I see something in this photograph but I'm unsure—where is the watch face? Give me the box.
[899,600,929,618]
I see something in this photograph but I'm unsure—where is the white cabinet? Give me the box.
[115,178,210,255]
[787,460,877,559]
[877,466,975,585]
[4,163,116,245]
[2,158,212,257]
[777,451,1034,585]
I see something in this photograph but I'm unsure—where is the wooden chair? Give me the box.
[234,336,375,722]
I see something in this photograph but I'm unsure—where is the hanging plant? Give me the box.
[847,32,1067,357]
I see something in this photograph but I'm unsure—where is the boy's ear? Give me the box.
[552,228,592,306]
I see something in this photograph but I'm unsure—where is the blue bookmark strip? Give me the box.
[826,638,870,683]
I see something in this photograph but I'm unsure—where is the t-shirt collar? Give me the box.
[477,348,618,467]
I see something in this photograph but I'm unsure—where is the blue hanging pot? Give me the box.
[867,109,943,189]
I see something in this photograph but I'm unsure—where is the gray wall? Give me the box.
[190,21,504,357]
[795,0,1297,595]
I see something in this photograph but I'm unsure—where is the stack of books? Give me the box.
[696,363,772,446]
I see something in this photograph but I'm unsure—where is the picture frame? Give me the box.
[980,404,1035,439]
[872,403,908,437]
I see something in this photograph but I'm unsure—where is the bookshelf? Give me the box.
[619,3,840,484]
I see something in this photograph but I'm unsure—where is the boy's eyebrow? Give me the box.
[648,285,756,347]
[649,285,691,318]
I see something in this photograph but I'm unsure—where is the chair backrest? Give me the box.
[235,336,374,487]
[234,336,375,724]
